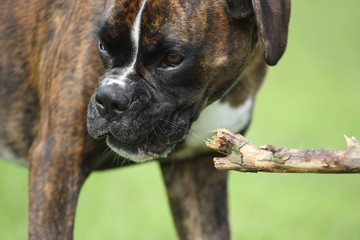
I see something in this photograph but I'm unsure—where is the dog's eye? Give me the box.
[162,51,184,67]
[98,40,107,52]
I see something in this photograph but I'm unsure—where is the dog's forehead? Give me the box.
[103,0,144,30]
[102,0,228,47]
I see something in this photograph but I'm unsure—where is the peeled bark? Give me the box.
[206,128,360,173]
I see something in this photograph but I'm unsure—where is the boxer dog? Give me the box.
[0,0,290,239]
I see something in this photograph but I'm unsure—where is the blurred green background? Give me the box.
[1,0,360,239]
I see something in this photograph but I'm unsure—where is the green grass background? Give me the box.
[1,0,360,239]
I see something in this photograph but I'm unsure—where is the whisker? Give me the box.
[120,157,129,167]
[160,118,185,130]
[145,133,149,149]
[152,126,160,141]
[188,130,206,142]
[155,122,166,135]
[115,155,121,166]
[102,145,112,155]
[171,149,175,171]
[160,118,206,142]
[111,151,119,166]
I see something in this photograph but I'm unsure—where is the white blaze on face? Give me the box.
[102,0,147,87]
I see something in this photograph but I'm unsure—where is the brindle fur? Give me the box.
[0,0,290,239]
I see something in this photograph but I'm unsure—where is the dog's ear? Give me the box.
[226,0,291,66]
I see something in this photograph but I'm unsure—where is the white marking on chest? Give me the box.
[102,0,147,87]
[174,97,253,159]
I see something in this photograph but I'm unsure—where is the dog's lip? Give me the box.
[106,132,176,155]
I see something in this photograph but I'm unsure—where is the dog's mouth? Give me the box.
[89,116,191,163]
[105,134,177,162]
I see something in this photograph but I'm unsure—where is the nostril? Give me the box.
[95,96,104,108]
[95,96,107,115]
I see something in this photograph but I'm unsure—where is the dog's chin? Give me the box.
[105,135,176,163]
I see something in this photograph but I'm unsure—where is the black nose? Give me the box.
[95,85,131,119]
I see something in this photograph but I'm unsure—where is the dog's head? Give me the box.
[87,0,291,162]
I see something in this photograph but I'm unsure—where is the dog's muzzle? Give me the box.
[87,74,195,162]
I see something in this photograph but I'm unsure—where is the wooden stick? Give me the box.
[205,128,360,173]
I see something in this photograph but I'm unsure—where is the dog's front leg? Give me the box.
[28,138,91,240]
[160,155,229,240]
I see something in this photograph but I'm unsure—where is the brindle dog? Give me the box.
[0,0,290,239]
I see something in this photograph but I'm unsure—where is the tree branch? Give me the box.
[205,128,360,173]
